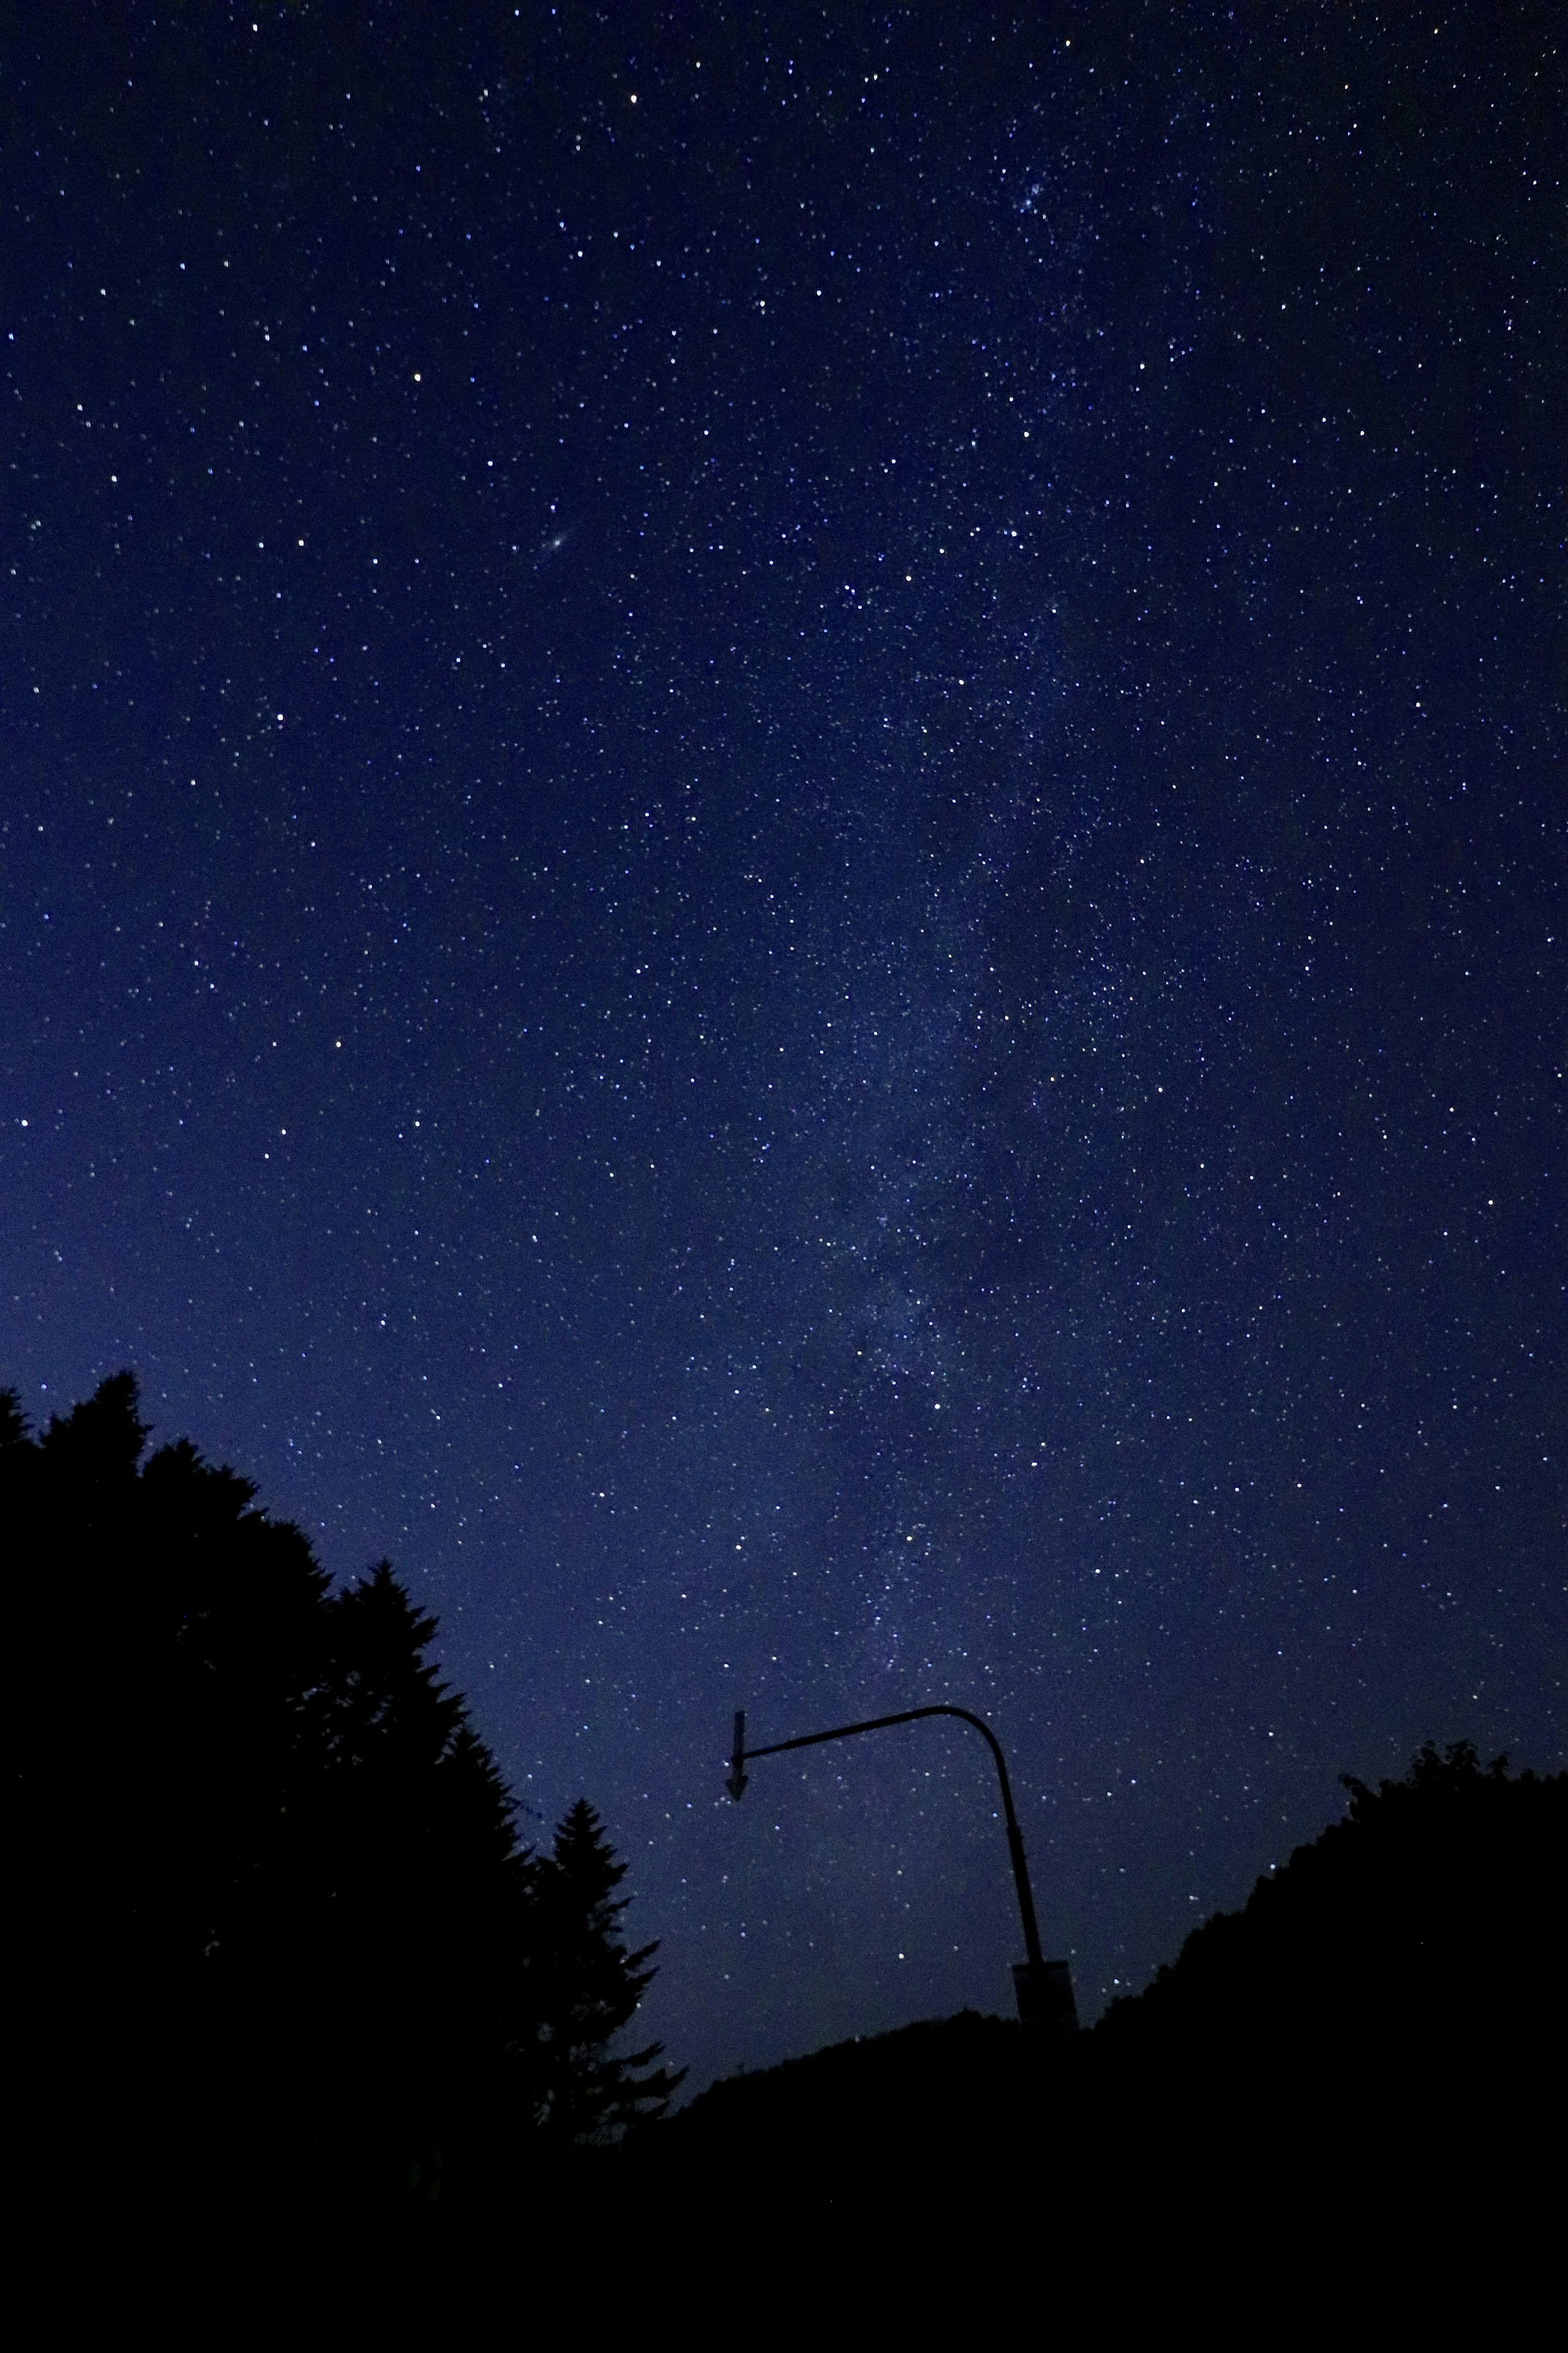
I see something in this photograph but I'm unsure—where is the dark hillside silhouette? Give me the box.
[637,1740,1564,2267]
[664,2007,1040,2182]
[1092,1739,1565,2110]
[7,1373,676,2226]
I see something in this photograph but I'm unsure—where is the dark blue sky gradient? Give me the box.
[3,2,1563,2091]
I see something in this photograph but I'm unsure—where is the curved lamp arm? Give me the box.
[726,1702,1045,1970]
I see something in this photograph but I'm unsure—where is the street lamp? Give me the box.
[726,1703,1078,2035]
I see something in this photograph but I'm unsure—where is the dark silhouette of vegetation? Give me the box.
[530,1798,673,2144]
[1092,1738,1565,2105]
[8,1373,677,2229]
[633,1737,1564,2278]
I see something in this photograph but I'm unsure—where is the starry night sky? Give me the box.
[4,3,1563,2093]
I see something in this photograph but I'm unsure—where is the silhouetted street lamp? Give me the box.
[726,1703,1078,2035]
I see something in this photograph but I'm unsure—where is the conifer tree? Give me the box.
[528,1798,684,2142]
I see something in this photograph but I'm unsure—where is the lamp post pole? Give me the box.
[726,1703,1077,2033]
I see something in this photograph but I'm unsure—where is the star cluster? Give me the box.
[2,4,1561,2088]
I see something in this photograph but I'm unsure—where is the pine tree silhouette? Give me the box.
[529,1799,684,2142]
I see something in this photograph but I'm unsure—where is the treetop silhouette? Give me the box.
[7,1371,677,2215]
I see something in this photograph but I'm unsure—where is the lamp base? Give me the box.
[1012,1958,1079,2037]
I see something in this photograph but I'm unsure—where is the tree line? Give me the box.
[8,1372,678,2219]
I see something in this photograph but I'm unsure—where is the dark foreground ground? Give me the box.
[51,1748,1568,2323]
[76,1989,1558,2331]
[447,1748,1568,2313]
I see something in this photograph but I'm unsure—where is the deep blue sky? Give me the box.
[4,2,1563,2094]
